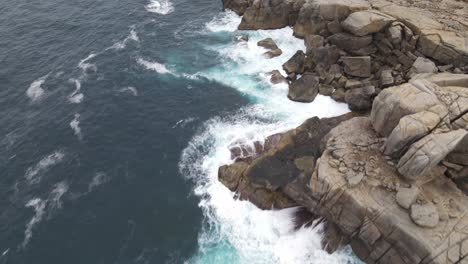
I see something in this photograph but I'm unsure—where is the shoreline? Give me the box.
[219,0,468,263]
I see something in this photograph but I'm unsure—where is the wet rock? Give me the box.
[283,50,305,74]
[257,37,279,50]
[288,73,319,102]
[218,162,249,191]
[264,48,283,58]
[341,10,394,36]
[342,56,371,78]
[223,0,252,15]
[410,203,439,228]
[269,70,288,84]
[238,35,249,42]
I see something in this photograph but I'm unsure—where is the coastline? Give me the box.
[218,0,468,263]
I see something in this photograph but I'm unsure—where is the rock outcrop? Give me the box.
[217,74,468,264]
[222,0,468,262]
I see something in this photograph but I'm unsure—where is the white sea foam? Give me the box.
[70,113,82,140]
[25,151,66,184]
[119,87,138,96]
[179,12,356,264]
[68,79,84,104]
[26,75,48,102]
[88,172,109,192]
[108,28,140,50]
[137,57,174,75]
[48,181,69,210]
[22,198,46,248]
[22,181,69,248]
[145,0,174,15]
[78,53,98,74]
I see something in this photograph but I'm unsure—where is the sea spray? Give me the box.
[180,11,356,264]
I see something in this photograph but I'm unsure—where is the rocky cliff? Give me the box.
[220,0,468,263]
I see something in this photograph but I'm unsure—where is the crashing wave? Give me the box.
[145,0,174,15]
[137,57,174,75]
[26,75,48,102]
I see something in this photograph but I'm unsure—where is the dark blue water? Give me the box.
[0,0,358,263]
[0,1,250,263]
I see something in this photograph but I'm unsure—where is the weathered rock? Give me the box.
[342,56,371,77]
[223,0,252,15]
[304,34,324,52]
[331,88,346,102]
[380,69,394,87]
[283,50,305,74]
[307,45,341,67]
[314,117,468,264]
[397,129,468,180]
[410,203,439,228]
[218,161,249,191]
[269,70,288,84]
[229,140,264,162]
[371,80,442,137]
[257,37,278,50]
[288,73,319,102]
[239,0,303,30]
[327,33,372,52]
[318,84,334,96]
[384,111,442,157]
[410,57,438,75]
[293,0,370,38]
[396,186,419,209]
[345,86,375,111]
[341,10,394,36]
[264,48,283,58]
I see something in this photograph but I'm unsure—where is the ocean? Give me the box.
[0,0,358,263]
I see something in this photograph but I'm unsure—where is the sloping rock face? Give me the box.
[315,117,468,263]
[371,74,468,180]
[217,74,468,264]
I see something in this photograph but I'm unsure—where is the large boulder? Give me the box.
[327,33,372,52]
[288,73,319,102]
[384,111,442,157]
[397,129,468,180]
[371,80,442,137]
[307,45,341,67]
[344,85,375,111]
[293,0,370,38]
[341,10,394,36]
[257,37,279,50]
[283,50,305,74]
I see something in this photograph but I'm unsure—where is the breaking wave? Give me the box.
[145,0,174,15]
[179,11,357,264]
